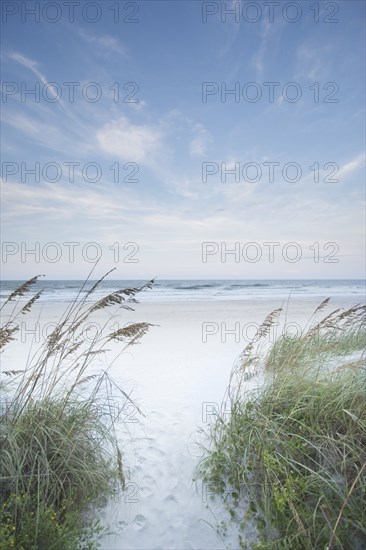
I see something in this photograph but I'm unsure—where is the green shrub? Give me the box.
[0,492,102,549]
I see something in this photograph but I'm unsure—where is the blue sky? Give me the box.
[1,0,365,279]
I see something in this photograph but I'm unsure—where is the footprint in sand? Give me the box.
[132,514,147,530]
[164,494,178,504]
[145,445,166,459]
[140,485,153,498]
[116,520,128,532]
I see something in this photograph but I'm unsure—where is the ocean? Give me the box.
[1,278,365,304]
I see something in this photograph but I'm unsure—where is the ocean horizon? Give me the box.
[1,278,365,303]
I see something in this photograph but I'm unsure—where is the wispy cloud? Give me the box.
[337,153,366,180]
[252,19,271,73]
[9,52,46,82]
[6,51,85,123]
[78,29,127,57]
[189,123,210,157]
[97,116,162,163]
[3,111,93,157]
[295,42,334,81]
[1,180,154,223]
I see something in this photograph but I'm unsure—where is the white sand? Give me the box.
[1,296,359,549]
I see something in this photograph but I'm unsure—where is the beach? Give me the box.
[1,280,363,549]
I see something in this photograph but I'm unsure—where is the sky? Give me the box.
[1,0,365,280]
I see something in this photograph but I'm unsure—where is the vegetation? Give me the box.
[197,300,366,549]
[0,272,154,548]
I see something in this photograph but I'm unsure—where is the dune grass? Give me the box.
[0,272,154,549]
[197,300,366,549]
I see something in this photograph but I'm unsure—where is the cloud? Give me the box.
[96,117,162,163]
[8,52,60,100]
[189,124,210,157]
[78,29,127,57]
[0,180,160,226]
[3,111,92,156]
[7,51,82,122]
[9,52,45,82]
[127,100,148,112]
[295,43,334,81]
[296,45,322,80]
[337,153,366,180]
[252,19,271,73]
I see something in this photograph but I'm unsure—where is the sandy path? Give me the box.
[1,296,358,549]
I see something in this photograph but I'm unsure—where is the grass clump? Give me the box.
[197,300,366,549]
[0,271,154,548]
[0,492,100,549]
